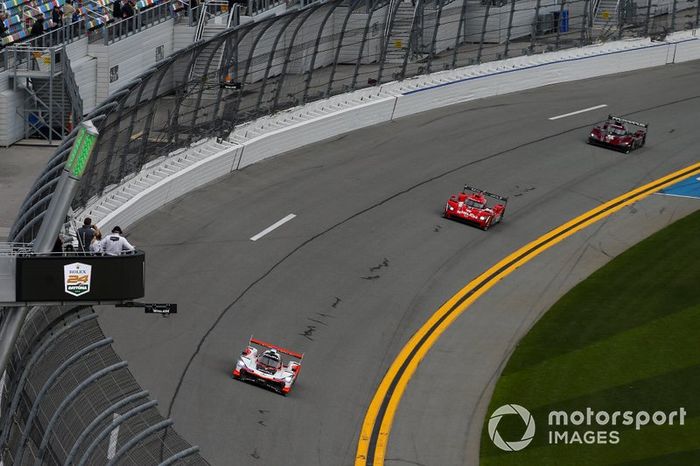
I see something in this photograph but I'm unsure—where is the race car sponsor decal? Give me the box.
[64,262,92,297]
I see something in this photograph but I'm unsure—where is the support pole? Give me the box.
[0,120,99,382]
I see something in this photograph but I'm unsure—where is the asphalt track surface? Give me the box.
[97,60,700,466]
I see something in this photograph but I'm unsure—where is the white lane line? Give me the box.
[250,214,297,241]
[549,104,608,120]
[107,413,120,460]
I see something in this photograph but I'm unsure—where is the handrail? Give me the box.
[227,2,241,26]
[591,0,601,25]
[95,2,176,44]
[0,243,34,256]
[247,0,285,16]
[192,0,209,42]
[62,47,84,124]
[22,20,89,49]
[84,0,111,23]
[383,0,400,43]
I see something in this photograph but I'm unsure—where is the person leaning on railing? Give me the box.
[0,12,8,40]
[64,0,76,23]
[99,226,135,256]
[30,13,45,37]
[51,4,63,29]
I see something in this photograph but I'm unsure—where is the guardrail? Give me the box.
[247,0,285,15]
[90,1,179,44]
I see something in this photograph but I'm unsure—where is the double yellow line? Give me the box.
[355,162,700,466]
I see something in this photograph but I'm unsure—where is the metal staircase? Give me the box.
[592,0,620,29]
[7,45,83,144]
[190,0,240,83]
[177,0,241,133]
[385,0,418,63]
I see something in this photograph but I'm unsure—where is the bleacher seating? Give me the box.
[1,0,165,47]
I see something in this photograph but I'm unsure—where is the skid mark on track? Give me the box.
[370,258,390,272]
[299,297,341,341]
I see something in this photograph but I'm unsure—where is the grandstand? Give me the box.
[0,0,280,146]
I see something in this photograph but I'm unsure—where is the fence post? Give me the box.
[476,0,491,63]
[554,0,565,49]
[670,0,677,31]
[617,0,623,39]
[102,23,108,45]
[643,0,651,35]
[503,0,516,57]
[451,0,469,67]
[580,0,590,45]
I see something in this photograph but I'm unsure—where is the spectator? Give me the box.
[121,0,134,18]
[51,5,63,29]
[76,217,99,252]
[90,231,103,254]
[100,226,135,256]
[112,0,122,20]
[52,236,63,254]
[30,13,45,37]
[0,13,8,39]
[63,0,75,23]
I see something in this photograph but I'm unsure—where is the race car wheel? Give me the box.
[641,136,646,147]
[482,218,492,231]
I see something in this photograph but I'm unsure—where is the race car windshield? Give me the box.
[259,355,280,368]
[610,127,626,135]
[466,199,485,208]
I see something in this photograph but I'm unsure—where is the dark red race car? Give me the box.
[588,115,648,153]
[443,186,508,230]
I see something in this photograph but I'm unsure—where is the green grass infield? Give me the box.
[480,209,700,466]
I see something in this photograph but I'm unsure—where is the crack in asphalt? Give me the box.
[165,94,700,419]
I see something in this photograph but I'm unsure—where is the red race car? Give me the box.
[588,115,648,153]
[443,186,508,230]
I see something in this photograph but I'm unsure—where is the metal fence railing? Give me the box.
[0,305,210,465]
[89,1,179,45]
[0,3,186,71]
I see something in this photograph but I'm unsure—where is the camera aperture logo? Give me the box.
[488,404,687,452]
[64,262,92,297]
[488,404,536,452]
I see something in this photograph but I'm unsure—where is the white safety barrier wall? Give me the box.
[76,30,700,233]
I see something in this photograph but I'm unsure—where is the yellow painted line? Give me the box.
[356,161,700,466]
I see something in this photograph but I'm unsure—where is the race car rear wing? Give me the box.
[250,337,304,360]
[608,115,648,128]
[464,186,509,204]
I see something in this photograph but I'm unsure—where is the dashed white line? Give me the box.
[107,413,120,460]
[250,214,297,241]
[549,104,608,120]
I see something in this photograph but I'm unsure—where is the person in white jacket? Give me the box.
[100,226,135,256]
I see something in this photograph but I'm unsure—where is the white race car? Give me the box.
[232,337,303,395]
